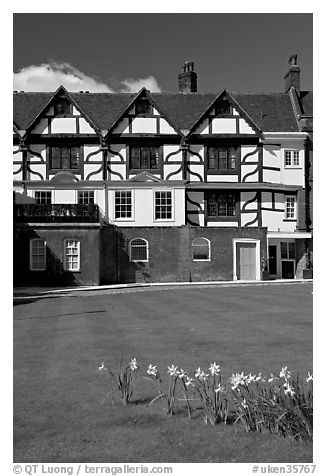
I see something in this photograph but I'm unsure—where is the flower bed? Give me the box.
[99,359,313,442]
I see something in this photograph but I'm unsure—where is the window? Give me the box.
[35,191,52,204]
[30,239,46,271]
[207,147,237,171]
[78,191,94,205]
[215,101,232,115]
[192,237,211,261]
[49,146,80,171]
[155,191,173,220]
[135,99,152,115]
[207,192,237,218]
[284,150,300,167]
[130,238,149,262]
[285,196,296,219]
[129,146,159,171]
[54,98,71,116]
[115,191,133,220]
[281,242,295,260]
[64,239,80,271]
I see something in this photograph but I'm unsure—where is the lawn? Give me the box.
[13,282,313,463]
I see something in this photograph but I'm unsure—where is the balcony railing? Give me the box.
[14,204,100,223]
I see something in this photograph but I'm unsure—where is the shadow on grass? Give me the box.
[13,295,68,307]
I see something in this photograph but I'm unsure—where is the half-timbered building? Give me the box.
[13,56,313,286]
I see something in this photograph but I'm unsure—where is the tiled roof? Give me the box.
[299,91,313,115]
[13,89,310,133]
[13,92,52,131]
[231,93,299,132]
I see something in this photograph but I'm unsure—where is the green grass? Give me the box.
[13,283,313,463]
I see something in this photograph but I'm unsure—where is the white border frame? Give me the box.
[114,189,135,222]
[192,237,211,261]
[29,238,46,271]
[232,238,260,281]
[129,237,149,263]
[63,238,80,272]
[153,189,175,222]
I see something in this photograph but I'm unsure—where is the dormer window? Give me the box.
[215,101,232,115]
[54,98,71,116]
[135,99,152,115]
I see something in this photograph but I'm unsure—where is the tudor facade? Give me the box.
[13,56,313,286]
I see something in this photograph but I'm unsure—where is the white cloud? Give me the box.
[13,62,162,93]
[121,76,162,93]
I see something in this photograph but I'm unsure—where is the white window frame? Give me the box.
[192,237,211,261]
[284,195,296,220]
[129,238,149,262]
[63,239,80,271]
[29,239,46,271]
[34,190,52,204]
[153,190,174,222]
[284,150,300,168]
[114,190,134,221]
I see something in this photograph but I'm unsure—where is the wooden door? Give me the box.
[237,242,257,280]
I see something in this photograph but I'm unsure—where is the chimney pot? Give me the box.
[178,61,197,93]
[284,53,300,94]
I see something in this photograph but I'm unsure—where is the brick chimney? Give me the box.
[284,54,300,94]
[178,61,197,93]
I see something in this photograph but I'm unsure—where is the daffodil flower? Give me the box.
[246,373,256,383]
[279,366,291,380]
[214,383,224,394]
[195,367,209,381]
[185,376,195,387]
[129,357,138,371]
[208,362,221,376]
[268,373,278,383]
[178,368,187,379]
[167,364,179,376]
[147,364,158,376]
[229,372,247,389]
[306,372,313,383]
[98,362,107,371]
[283,381,295,396]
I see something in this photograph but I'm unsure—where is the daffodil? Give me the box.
[178,368,187,379]
[214,383,225,394]
[167,364,179,376]
[268,373,278,383]
[147,364,158,376]
[283,381,295,396]
[229,372,247,390]
[185,376,195,387]
[208,362,221,376]
[279,366,291,380]
[98,362,107,371]
[246,373,256,384]
[195,367,209,381]
[129,357,138,371]
[306,372,313,383]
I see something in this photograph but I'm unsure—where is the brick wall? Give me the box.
[112,225,268,284]
[14,223,101,286]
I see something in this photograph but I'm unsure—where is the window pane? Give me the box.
[71,147,80,169]
[280,242,288,259]
[288,243,295,259]
[155,191,172,220]
[130,147,140,169]
[218,149,227,170]
[192,238,210,260]
[150,148,158,169]
[115,191,132,219]
[141,148,150,168]
[130,238,148,261]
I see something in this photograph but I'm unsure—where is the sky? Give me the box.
[13,13,313,94]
